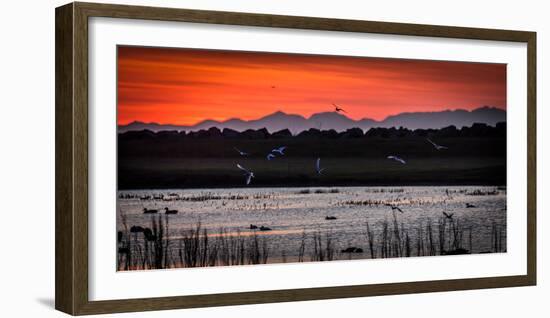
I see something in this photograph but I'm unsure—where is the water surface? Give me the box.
[117,186,506,267]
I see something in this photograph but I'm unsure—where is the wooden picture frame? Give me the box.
[55,2,536,315]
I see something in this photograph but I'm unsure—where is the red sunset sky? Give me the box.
[117,46,506,126]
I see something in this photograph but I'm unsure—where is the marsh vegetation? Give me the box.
[117,186,506,270]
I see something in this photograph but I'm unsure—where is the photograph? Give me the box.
[116,45,507,271]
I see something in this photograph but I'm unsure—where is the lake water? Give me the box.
[117,186,506,268]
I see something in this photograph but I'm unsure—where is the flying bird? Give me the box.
[234,147,249,156]
[385,204,404,213]
[237,163,255,185]
[442,211,454,219]
[266,153,276,161]
[271,146,287,155]
[315,158,325,175]
[332,103,347,113]
[387,155,406,164]
[427,138,448,150]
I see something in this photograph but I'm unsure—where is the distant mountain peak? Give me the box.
[194,119,220,126]
[128,120,157,125]
[472,106,501,112]
[223,117,245,124]
[260,110,303,119]
[309,111,350,119]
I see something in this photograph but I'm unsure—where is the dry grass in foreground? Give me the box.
[117,212,505,271]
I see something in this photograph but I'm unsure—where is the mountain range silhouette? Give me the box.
[119,106,505,134]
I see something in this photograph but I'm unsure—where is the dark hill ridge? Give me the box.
[120,122,506,141]
[118,122,506,189]
[119,106,505,133]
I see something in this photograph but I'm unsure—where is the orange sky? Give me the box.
[117,46,506,126]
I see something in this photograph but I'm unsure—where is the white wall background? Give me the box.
[0,0,547,316]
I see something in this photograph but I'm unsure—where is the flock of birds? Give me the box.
[233,104,450,185]
[386,139,447,165]
[228,105,460,222]
[139,104,461,222]
[235,145,327,186]
[235,140,448,181]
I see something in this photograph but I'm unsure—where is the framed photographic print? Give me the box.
[55,2,536,315]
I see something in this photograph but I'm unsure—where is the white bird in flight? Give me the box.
[234,147,249,156]
[237,164,254,185]
[271,146,287,155]
[427,138,448,150]
[316,158,325,175]
[266,153,276,161]
[332,103,347,113]
[387,155,406,164]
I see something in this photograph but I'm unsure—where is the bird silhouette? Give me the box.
[271,146,287,155]
[237,164,254,185]
[332,103,347,113]
[234,147,249,156]
[385,204,404,213]
[442,211,454,219]
[387,155,406,164]
[427,138,448,150]
[316,158,325,175]
[164,207,178,214]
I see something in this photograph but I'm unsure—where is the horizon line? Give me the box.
[119,105,506,127]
